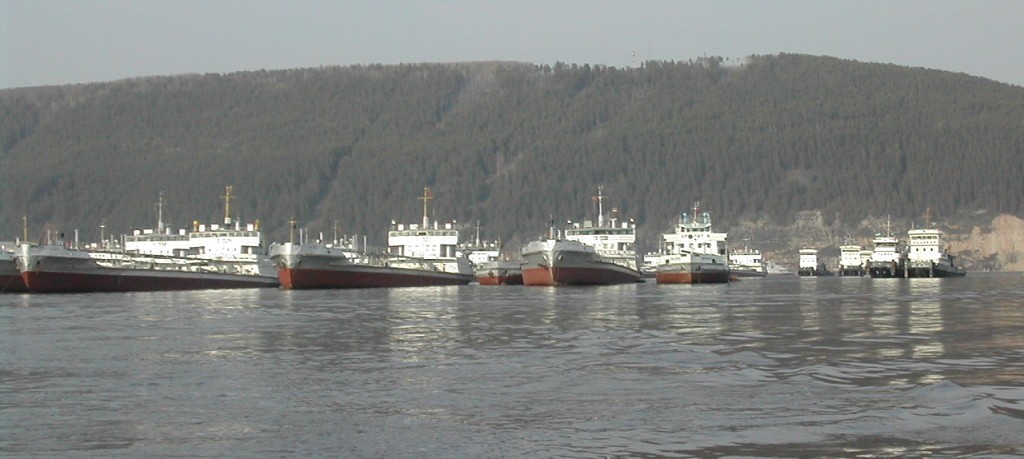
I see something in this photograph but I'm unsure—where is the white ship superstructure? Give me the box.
[729,247,766,278]
[868,217,903,278]
[906,227,965,277]
[122,188,274,277]
[798,248,819,276]
[839,244,865,276]
[386,189,472,277]
[651,202,730,284]
[563,209,641,273]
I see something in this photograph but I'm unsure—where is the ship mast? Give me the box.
[594,185,605,227]
[418,187,433,228]
[289,217,297,244]
[221,185,234,225]
[157,191,165,233]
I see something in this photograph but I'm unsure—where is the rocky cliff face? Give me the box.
[947,215,1024,272]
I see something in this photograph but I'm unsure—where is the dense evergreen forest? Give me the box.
[1,54,1022,253]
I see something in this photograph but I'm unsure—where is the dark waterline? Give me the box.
[3,273,1024,457]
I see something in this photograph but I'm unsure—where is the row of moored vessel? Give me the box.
[3,186,780,294]
[796,216,965,278]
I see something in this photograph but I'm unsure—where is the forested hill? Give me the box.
[2,54,1022,251]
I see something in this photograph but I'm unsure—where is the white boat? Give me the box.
[838,244,866,276]
[906,227,965,277]
[521,187,642,286]
[798,248,832,276]
[867,217,903,278]
[652,202,730,284]
[728,247,767,278]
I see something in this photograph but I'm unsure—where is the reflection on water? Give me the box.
[2,274,1024,457]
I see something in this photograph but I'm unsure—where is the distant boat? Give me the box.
[652,202,730,284]
[867,217,903,278]
[905,227,966,278]
[475,259,524,285]
[271,188,474,289]
[729,247,767,279]
[457,222,523,285]
[797,248,833,277]
[838,244,866,276]
[521,186,642,286]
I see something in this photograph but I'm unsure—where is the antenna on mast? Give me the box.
[221,185,234,225]
[418,187,433,227]
[157,191,165,233]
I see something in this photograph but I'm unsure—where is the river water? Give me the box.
[3,273,1024,457]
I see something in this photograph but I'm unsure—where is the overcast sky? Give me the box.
[2,0,1022,90]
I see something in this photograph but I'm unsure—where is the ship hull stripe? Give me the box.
[521,266,642,286]
[22,270,277,293]
[278,267,472,289]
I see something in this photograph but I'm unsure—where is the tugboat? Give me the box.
[521,186,642,286]
[867,217,903,278]
[728,246,767,279]
[475,259,524,285]
[458,223,523,285]
[838,244,866,276]
[653,202,730,284]
[271,187,473,289]
[797,248,833,277]
[905,227,966,278]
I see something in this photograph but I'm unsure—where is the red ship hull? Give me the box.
[476,274,524,286]
[22,270,278,293]
[278,267,473,289]
[522,266,642,286]
[1,274,29,293]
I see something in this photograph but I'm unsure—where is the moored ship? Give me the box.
[797,248,833,277]
[838,244,866,276]
[521,187,642,286]
[17,243,278,293]
[905,227,966,278]
[867,218,903,278]
[652,202,730,284]
[271,188,473,289]
[15,189,279,293]
[475,259,524,285]
[728,247,767,279]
